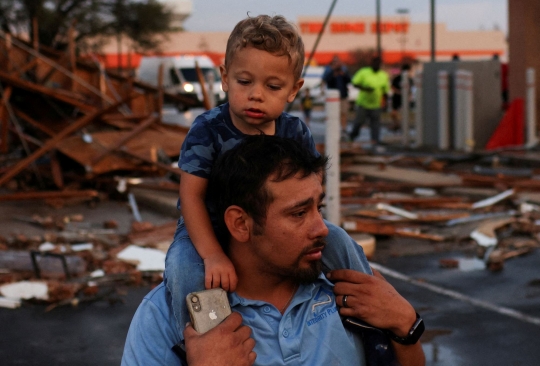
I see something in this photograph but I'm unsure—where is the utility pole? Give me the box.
[376,0,382,57]
[430,0,436,61]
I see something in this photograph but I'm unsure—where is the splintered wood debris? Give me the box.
[339,143,540,270]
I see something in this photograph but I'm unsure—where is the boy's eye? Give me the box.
[237,79,250,85]
[268,84,282,91]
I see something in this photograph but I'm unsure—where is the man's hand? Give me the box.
[327,268,416,337]
[204,252,238,292]
[184,312,256,366]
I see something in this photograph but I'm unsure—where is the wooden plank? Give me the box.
[90,116,157,166]
[0,70,96,112]
[157,63,164,122]
[195,61,211,110]
[120,148,181,176]
[13,108,56,137]
[0,97,129,187]
[0,190,98,201]
[0,86,13,153]
[343,165,463,187]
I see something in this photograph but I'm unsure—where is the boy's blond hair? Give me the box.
[225,15,305,81]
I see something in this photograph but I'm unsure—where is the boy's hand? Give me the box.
[204,252,238,292]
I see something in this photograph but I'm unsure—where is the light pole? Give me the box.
[396,8,409,63]
[376,0,381,57]
[430,0,436,61]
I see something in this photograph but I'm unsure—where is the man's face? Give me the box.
[249,172,329,283]
[220,46,303,135]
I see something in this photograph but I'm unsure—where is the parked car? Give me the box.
[137,55,226,109]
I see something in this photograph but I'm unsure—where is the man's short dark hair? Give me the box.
[208,135,328,249]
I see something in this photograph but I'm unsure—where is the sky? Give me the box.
[183,0,508,34]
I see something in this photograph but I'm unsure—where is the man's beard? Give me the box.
[261,239,326,285]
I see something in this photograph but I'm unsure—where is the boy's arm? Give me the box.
[180,170,237,291]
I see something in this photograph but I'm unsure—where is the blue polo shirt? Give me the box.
[122,275,366,366]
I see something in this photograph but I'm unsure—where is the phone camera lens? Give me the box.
[191,296,199,303]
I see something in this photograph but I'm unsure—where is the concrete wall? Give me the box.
[509,0,540,132]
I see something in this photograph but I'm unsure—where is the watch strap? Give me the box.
[385,312,424,345]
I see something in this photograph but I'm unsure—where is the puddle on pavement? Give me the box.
[422,342,463,365]
[421,329,461,365]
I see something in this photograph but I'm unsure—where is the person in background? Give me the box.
[322,55,351,136]
[390,64,414,131]
[301,87,313,125]
[350,56,389,146]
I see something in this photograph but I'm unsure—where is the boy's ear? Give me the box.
[219,64,229,92]
[287,78,304,103]
[224,205,250,243]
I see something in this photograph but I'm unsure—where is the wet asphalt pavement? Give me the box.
[2,247,539,365]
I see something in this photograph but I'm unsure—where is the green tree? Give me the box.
[0,0,173,51]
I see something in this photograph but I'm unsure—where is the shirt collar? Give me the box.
[228,273,333,309]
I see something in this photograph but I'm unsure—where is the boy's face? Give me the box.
[220,46,304,135]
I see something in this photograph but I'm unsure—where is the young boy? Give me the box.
[165,14,372,331]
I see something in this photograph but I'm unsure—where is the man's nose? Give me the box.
[312,212,329,239]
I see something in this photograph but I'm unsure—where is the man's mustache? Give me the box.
[301,239,327,255]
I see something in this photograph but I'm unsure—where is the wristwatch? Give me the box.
[385,312,424,345]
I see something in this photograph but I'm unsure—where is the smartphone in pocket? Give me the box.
[186,288,232,333]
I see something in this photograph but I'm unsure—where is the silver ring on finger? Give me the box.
[342,295,349,308]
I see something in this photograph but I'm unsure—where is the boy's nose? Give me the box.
[249,85,263,101]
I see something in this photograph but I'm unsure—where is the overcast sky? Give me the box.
[183,0,508,34]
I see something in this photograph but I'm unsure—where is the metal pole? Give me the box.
[430,0,436,61]
[376,0,382,57]
[325,89,341,226]
[401,71,410,146]
[526,68,538,147]
[438,70,449,149]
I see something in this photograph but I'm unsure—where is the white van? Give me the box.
[137,55,226,108]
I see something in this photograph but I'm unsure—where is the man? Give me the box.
[350,57,390,145]
[122,135,425,366]
[322,55,351,134]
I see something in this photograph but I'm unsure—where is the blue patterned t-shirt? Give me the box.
[179,103,319,178]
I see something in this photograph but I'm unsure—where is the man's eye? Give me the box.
[292,211,306,218]
[317,204,326,213]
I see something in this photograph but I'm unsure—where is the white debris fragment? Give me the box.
[0,296,21,309]
[117,245,166,271]
[90,269,105,278]
[0,281,49,301]
[414,188,437,197]
[458,258,486,271]
[470,230,498,247]
[472,189,514,209]
[38,242,56,252]
[71,243,94,252]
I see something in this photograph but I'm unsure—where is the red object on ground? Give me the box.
[485,98,524,150]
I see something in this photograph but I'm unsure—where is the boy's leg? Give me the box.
[164,217,205,332]
[321,219,373,275]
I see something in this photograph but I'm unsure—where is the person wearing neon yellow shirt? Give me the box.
[350,57,389,144]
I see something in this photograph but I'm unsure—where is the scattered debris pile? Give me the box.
[0,212,176,310]
[339,146,540,271]
[0,32,195,203]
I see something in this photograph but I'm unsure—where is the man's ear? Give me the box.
[219,64,229,92]
[224,205,250,243]
[287,78,304,103]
